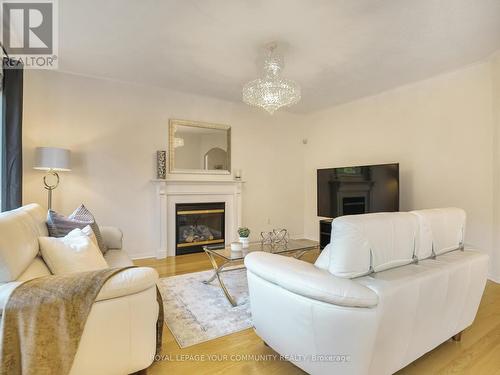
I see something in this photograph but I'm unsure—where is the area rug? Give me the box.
[157,269,252,348]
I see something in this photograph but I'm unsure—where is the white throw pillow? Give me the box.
[39,227,108,275]
[76,225,99,248]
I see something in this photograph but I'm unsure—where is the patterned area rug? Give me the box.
[157,269,252,348]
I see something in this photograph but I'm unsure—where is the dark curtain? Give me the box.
[1,59,24,211]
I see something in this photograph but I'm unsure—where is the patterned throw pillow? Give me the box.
[46,205,107,253]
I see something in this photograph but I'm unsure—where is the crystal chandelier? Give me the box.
[242,43,301,114]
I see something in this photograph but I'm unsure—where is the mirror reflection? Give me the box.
[169,120,231,174]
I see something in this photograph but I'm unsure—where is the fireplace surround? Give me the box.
[152,179,243,258]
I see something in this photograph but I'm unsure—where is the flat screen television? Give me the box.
[317,163,399,218]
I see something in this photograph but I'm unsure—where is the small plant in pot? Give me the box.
[238,227,250,248]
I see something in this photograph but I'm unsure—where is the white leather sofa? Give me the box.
[0,204,159,375]
[245,208,489,375]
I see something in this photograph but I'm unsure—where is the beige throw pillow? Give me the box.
[39,226,108,275]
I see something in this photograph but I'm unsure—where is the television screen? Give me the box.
[317,163,399,218]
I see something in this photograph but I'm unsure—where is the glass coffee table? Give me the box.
[203,239,319,307]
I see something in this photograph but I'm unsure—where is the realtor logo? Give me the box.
[1,0,58,68]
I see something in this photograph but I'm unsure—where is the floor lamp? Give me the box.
[33,147,71,210]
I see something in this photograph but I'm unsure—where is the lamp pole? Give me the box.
[43,170,60,210]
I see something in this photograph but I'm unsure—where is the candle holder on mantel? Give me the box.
[156,150,167,179]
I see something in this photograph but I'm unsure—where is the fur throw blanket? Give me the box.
[0,267,163,375]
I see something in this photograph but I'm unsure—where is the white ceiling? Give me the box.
[59,0,500,113]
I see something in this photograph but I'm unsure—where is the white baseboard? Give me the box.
[488,273,500,284]
[128,249,169,260]
[129,251,157,260]
[156,250,168,259]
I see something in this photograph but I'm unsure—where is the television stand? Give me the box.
[319,219,332,250]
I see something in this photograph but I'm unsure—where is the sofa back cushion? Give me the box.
[326,212,418,278]
[411,208,465,258]
[0,204,48,282]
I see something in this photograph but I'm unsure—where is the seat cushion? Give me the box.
[16,257,51,282]
[0,204,48,283]
[329,212,418,278]
[104,250,134,268]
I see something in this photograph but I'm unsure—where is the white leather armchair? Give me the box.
[245,208,489,375]
[0,204,160,375]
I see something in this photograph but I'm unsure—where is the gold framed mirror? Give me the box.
[168,119,231,174]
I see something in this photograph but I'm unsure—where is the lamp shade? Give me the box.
[33,147,71,171]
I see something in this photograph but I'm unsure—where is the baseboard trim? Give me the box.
[129,250,168,260]
[156,250,168,259]
[129,251,157,260]
[488,274,500,284]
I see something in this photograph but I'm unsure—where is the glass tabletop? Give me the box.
[203,238,319,261]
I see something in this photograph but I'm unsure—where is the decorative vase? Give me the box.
[230,242,243,255]
[156,150,166,179]
[239,236,250,248]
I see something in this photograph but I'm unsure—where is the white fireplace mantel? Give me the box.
[151,178,244,258]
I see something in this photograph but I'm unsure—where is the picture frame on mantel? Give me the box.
[168,119,231,175]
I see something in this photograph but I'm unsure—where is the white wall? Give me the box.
[492,53,500,281]
[22,57,500,281]
[303,63,497,277]
[22,70,305,258]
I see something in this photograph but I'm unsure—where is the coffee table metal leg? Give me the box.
[294,250,308,259]
[204,260,228,283]
[203,251,238,307]
[214,270,237,307]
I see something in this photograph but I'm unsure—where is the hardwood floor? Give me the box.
[135,252,500,375]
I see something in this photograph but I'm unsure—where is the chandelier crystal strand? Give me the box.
[243,44,301,114]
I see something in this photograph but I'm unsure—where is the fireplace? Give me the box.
[152,179,243,258]
[329,170,374,216]
[175,202,225,255]
[342,196,366,215]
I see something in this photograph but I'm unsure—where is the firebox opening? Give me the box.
[342,196,366,215]
[175,202,225,255]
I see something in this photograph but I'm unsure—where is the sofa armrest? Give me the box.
[100,226,123,250]
[0,281,22,313]
[96,267,158,302]
[244,252,378,308]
